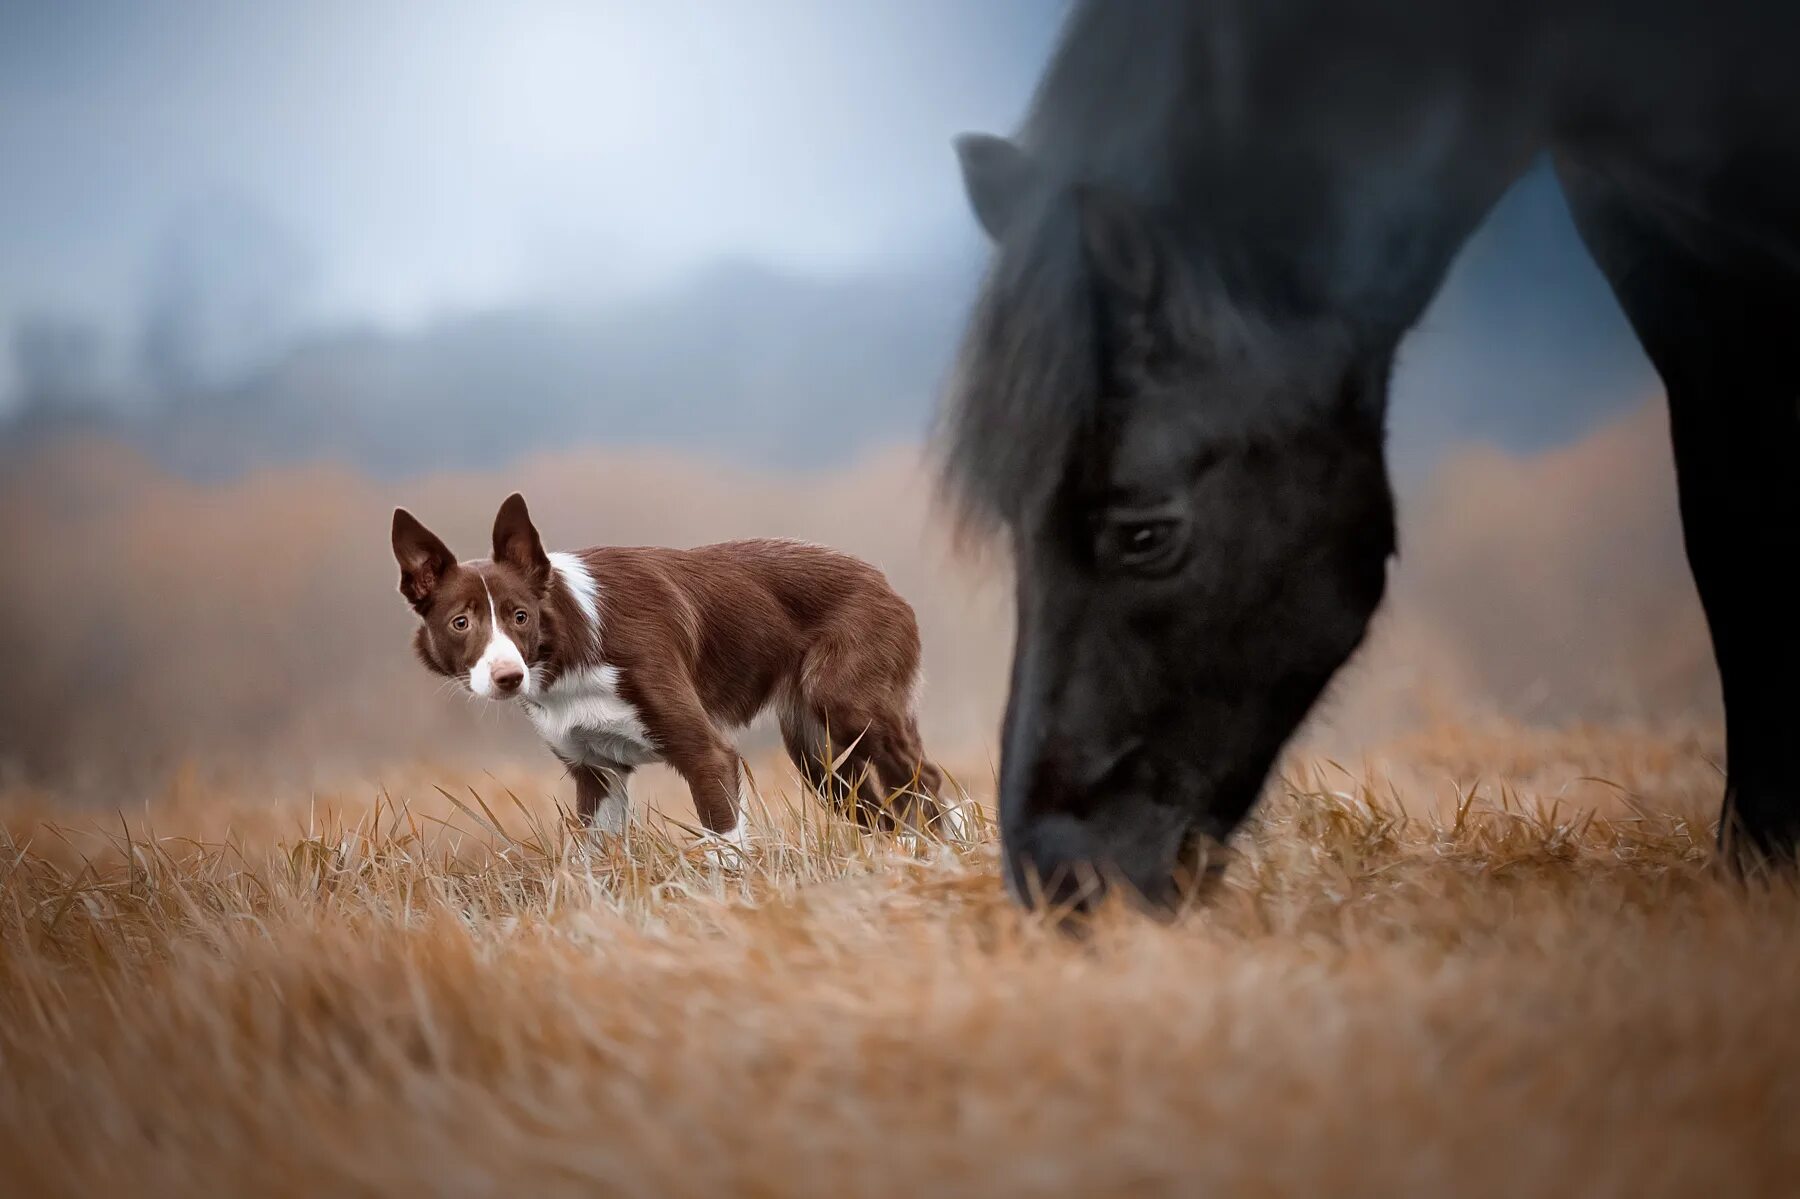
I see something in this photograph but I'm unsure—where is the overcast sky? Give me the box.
[0,2,1055,338]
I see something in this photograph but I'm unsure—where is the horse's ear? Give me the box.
[955,133,1038,241]
[1075,185,1160,310]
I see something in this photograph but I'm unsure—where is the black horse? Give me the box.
[942,0,1800,909]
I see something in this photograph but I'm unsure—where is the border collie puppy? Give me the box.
[391,493,958,847]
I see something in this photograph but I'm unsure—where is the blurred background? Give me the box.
[0,1,1714,798]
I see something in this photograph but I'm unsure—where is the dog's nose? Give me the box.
[491,665,525,694]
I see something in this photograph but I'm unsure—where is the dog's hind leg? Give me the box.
[782,702,896,831]
[779,702,860,826]
[866,713,965,839]
[899,716,968,840]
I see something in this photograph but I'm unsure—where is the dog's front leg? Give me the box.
[666,739,746,842]
[572,761,632,835]
[633,685,751,863]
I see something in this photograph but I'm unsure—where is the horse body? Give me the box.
[944,0,1800,907]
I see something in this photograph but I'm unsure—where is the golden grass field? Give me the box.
[4,405,1788,1196]
[4,724,1795,1197]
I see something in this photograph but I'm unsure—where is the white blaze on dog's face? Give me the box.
[467,578,530,697]
[391,493,553,701]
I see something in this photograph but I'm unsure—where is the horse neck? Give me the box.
[1026,0,1558,334]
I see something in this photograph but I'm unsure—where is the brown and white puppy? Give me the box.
[392,492,960,847]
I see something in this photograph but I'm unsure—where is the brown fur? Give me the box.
[393,494,950,837]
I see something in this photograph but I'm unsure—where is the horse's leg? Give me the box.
[1558,155,1800,867]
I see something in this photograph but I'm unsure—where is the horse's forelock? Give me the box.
[933,177,1372,549]
[936,196,1100,538]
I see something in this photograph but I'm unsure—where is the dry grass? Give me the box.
[3,727,1793,1198]
[0,382,1744,1193]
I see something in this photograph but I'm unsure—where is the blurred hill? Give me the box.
[4,256,980,478]
[1389,401,1716,723]
[0,400,1716,794]
[2,164,1657,486]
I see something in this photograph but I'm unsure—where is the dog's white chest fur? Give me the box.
[521,554,658,769]
[524,664,660,769]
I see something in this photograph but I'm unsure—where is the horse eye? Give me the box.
[451,614,470,632]
[1127,524,1165,552]
[1119,522,1171,560]
[514,609,529,625]
[1096,511,1187,575]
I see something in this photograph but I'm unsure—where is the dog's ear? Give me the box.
[392,508,458,612]
[492,492,551,592]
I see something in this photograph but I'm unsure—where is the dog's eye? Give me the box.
[513,609,529,626]
[451,614,470,632]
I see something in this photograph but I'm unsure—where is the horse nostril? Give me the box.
[1039,863,1110,914]
[1005,845,1109,913]
[1003,812,1115,914]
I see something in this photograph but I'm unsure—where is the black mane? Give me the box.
[938,191,1099,534]
[935,0,1509,534]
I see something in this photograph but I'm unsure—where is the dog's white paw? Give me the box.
[692,820,751,869]
[590,795,631,838]
[895,802,974,853]
[934,800,975,842]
